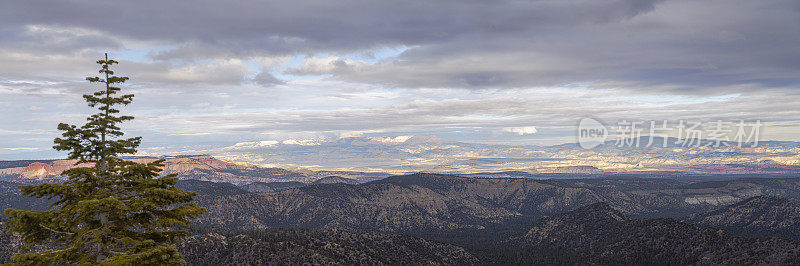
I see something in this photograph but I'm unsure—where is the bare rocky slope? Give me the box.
[312,175,359,185]
[239,181,306,193]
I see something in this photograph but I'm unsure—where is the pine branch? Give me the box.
[39,223,75,235]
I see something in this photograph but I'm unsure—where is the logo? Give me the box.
[578,118,608,149]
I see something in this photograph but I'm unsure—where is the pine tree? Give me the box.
[3,54,205,265]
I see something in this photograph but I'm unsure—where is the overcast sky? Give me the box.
[1,0,799,159]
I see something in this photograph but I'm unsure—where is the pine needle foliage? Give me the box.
[4,54,205,265]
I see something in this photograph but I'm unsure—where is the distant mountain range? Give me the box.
[3,136,799,185]
[0,155,390,185]
[212,135,800,174]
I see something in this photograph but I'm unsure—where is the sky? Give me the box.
[1,0,800,160]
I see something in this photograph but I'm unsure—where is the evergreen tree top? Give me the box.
[54,53,137,167]
[4,54,205,265]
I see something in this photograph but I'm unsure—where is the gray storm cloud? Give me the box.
[1,0,799,159]
[2,0,797,91]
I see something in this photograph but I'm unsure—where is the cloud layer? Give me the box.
[1,0,799,159]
